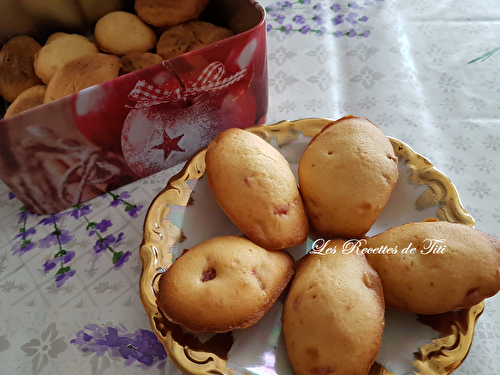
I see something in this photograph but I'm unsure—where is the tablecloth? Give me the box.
[1,0,499,374]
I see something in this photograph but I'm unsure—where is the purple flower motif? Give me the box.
[93,219,113,234]
[14,227,36,239]
[129,330,168,366]
[63,250,76,264]
[72,325,167,368]
[126,204,143,219]
[279,1,292,8]
[8,192,16,200]
[109,191,131,207]
[69,204,92,219]
[59,230,73,244]
[17,209,31,224]
[115,232,124,243]
[94,235,113,254]
[109,200,120,208]
[39,229,74,249]
[313,15,324,25]
[43,259,58,273]
[267,10,280,18]
[267,23,273,32]
[275,14,286,24]
[39,213,65,226]
[96,327,130,354]
[299,0,311,4]
[348,29,358,37]
[348,1,361,8]
[55,269,75,287]
[93,232,124,255]
[317,27,327,36]
[331,3,341,12]
[280,24,293,34]
[333,30,344,38]
[11,241,36,256]
[71,326,110,357]
[313,3,323,10]
[332,14,344,25]
[114,251,131,270]
[293,15,306,24]
[346,12,358,24]
[73,332,93,343]
[300,25,311,34]
[360,16,369,22]
[362,30,371,37]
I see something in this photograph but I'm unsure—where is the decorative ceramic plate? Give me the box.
[139,118,483,375]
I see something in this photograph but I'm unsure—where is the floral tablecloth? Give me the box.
[1,0,500,374]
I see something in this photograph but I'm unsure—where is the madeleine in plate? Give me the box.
[298,115,398,239]
[157,235,295,333]
[205,128,309,251]
[282,242,385,375]
[365,220,500,314]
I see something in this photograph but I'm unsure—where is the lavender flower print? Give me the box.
[109,191,131,207]
[11,227,36,256]
[331,3,341,12]
[274,14,286,24]
[54,269,76,287]
[8,187,143,289]
[11,206,37,256]
[92,233,123,255]
[39,228,73,249]
[87,217,129,269]
[333,14,344,25]
[293,15,306,24]
[346,12,359,24]
[313,14,325,24]
[94,219,113,233]
[39,214,76,287]
[266,0,381,37]
[71,324,167,369]
[69,203,91,219]
[299,25,310,34]
[107,191,143,218]
[348,1,361,8]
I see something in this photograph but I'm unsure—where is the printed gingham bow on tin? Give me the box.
[128,62,247,108]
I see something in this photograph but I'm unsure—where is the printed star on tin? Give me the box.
[152,131,185,160]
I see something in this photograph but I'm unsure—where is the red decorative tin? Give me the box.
[0,0,268,214]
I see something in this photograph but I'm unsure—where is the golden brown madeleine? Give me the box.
[134,0,210,28]
[298,115,398,239]
[0,35,43,103]
[205,128,309,251]
[44,53,121,103]
[365,220,500,314]
[4,85,46,118]
[156,235,295,333]
[282,242,385,375]
[94,11,157,55]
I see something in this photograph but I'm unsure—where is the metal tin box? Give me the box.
[0,0,268,214]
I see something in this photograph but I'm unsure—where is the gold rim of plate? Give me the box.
[139,118,483,375]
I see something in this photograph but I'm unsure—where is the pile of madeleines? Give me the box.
[0,0,232,118]
[156,116,500,375]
